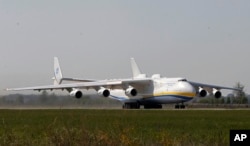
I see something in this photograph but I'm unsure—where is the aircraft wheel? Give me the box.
[123,103,140,109]
[135,103,140,109]
[180,105,185,109]
[175,105,180,109]
[157,104,163,109]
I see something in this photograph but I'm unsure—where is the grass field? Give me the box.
[0,109,250,146]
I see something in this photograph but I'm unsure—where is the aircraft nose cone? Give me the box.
[177,82,196,96]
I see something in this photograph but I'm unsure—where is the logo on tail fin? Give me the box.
[56,68,59,75]
[54,57,63,85]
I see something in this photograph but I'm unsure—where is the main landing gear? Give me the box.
[123,103,186,109]
[122,103,163,109]
[144,104,162,109]
[175,104,185,109]
[123,103,140,109]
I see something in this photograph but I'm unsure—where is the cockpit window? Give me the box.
[178,79,187,82]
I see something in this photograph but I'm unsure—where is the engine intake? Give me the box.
[125,87,137,97]
[199,87,207,97]
[98,88,110,97]
[70,89,82,98]
[213,88,222,98]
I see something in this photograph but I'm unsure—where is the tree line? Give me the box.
[0,91,121,108]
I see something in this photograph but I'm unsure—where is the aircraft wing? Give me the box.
[6,78,152,91]
[188,81,241,93]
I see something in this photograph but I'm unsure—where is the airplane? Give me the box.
[6,57,240,109]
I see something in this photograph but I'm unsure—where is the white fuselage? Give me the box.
[108,77,196,104]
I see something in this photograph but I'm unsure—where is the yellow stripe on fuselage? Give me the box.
[153,91,196,98]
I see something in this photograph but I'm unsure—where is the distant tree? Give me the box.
[16,94,24,104]
[226,97,231,104]
[41,90,48,97]
[233,82,248,104]
[39,90,49,104]
[197,98,208,103]
[0,96,4,105]
[219,98,225,104]
[50,93,58,105]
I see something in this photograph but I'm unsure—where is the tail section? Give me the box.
[53,57,63,85]
[130,58,146,78]
[52,57,96,84]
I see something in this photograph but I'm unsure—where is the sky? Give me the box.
[0,0,250,95]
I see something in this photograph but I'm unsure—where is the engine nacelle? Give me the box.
[70,89,82,98]
[98,88,110,97]
[199,87,207,97]
[213,88,222,98]
[125,87,137,97]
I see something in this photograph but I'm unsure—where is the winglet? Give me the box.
[54,57,63,85]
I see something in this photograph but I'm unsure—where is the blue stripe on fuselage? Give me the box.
[109,94,193,104]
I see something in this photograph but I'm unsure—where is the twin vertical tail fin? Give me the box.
[53,57,145,84]
[53,57,63,85]
[130,58,146,78]
[53,57,96,84]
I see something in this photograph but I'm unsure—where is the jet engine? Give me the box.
[98,88,110,97]
[199,87,207,97]
[70,89,83,98]
[213,88,222,98]
[125,87,137,97]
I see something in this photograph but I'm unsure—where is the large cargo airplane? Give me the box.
[7,57,240,109]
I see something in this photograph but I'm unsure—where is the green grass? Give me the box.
[0,109,250,146]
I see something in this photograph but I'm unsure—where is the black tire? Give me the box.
[123,103,140,109]
[180,105,185,109]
